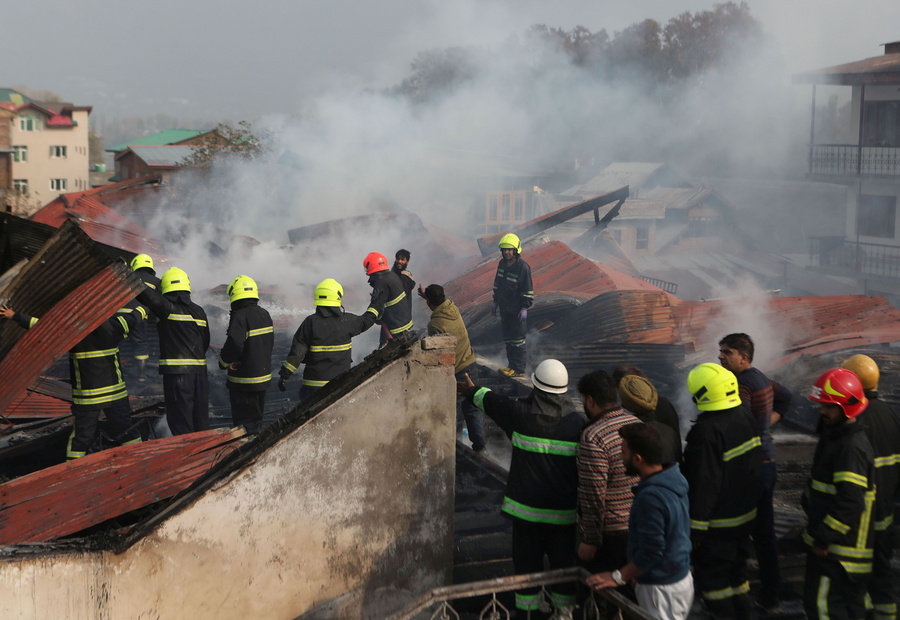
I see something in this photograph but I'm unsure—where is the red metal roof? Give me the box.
[0,428,246,545]
[4,391,71,419]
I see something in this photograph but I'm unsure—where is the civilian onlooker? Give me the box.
[617,374,682,465]
[576,370,640,616]
[587,422,693,620]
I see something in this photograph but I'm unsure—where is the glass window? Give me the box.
[13,179,28,194]
[50,178,68,191]
[863,102,900,147]
[501,194,510,221]
[636,227,649,250]
[514,194,524,220]
[50,146,67,158]
[858,194,897,238]
[18,116,40,132]
[488,195,498,222]
[12,146,27,162]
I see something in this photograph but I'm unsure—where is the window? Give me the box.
[863,102,900,147]
[501,195,511,221]
[488,195,498,222]
[636,227,650,250]
[858,194,897,238]
[686,216,718,238]
[514,194,524,220]
[18,116,40,132]
[12,146,27,163]
[50,146,67,158]
[50,178,68,191]
[13,179,28,194]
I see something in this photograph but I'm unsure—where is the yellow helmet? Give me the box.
[161,267,191,294]
[498,233,521,253]
[314,278,344,307]
[227,275,258,303]
[130,253,154,271]
[841,354,879,391]
[687,363,741,412]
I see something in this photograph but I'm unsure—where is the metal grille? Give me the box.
[809,144,900,177]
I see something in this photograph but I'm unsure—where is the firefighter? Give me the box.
[1,303,147,459]
[804,367,877,620]
[278,278,377,402]
[491,233,533,377]
[363,251,413,346]
[137,267,210,435]
[392,249,415,315]
[840,355,900,620]
[217,275,274,436]
[119,253,161,382]
[460,359,586,616]
[683,363,762,619]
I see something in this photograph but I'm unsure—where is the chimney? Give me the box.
[884,41,900,55]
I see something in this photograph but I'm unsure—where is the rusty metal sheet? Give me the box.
[0,428,246,545]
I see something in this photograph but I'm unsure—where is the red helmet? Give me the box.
[808,368,868,419]
[363,252,389,276]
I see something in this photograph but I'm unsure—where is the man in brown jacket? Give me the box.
[422,283,484,450]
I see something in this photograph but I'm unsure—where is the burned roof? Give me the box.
[0,220,144,416]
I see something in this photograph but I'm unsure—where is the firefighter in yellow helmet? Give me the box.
[840,354,900,618]
[492,233,533,377]
[217,275,274,436]
[278,278,377,402]
[683,363,761,619]
[119,253,161,383]
[137,267,211,435]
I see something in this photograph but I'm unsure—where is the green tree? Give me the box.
[179,121,271,170]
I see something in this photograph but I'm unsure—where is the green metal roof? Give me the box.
[0,88,34,105]
[107,129,211,153]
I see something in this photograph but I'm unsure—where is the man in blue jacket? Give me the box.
[587,421,694,620]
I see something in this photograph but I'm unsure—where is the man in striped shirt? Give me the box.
[576,369,640,607]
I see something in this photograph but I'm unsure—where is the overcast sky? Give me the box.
[3,0,899,121]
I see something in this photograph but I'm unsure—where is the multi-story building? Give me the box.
[794,41,900,298]
[0,89,91,214]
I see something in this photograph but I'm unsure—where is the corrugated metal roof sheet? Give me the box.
[107,129,211,153]
[4,391,71,419]
[0,221,144,415]
[794,52,900,84]
[0,427,246,545]
[126,145,196,167]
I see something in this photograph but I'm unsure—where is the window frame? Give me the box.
[12,145,27,163]
[50,145,67,158]
[50,178,68,192]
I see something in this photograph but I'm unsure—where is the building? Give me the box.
[106,129,215,181]
[794,41,900,298]
[0,89,91,214]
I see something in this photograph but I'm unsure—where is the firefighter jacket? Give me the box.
[465,385,587,525]
[392,264,415,314]
[137,287,209,374]
[683,405,762,541]
[280,306,377,388]
[492,257,534,313]
[12,307,147,409]
[860,393,900,533]
[803,421,876,577]
[366,270,413,337]
[217,298,274,392]
[118,267,160,360]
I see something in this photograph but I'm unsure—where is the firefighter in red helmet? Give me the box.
[803,368,876,620]
[363,251,413,347]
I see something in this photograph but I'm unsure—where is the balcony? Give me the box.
[810,236,900,278]
[809,144,900,178]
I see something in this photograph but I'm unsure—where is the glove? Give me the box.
[278,377,287,392]
[491,302,498,317]
[518,308,527,322]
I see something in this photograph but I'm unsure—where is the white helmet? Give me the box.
[532,359,569,394]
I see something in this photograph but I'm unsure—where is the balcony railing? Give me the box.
[389,567,654,620]
[809,144,900,177]
[810,236,900,278]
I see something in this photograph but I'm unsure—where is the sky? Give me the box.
[3,0,899,121]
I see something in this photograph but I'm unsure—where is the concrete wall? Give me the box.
[0,337,458,619]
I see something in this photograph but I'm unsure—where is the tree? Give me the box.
[178,121,271,170]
